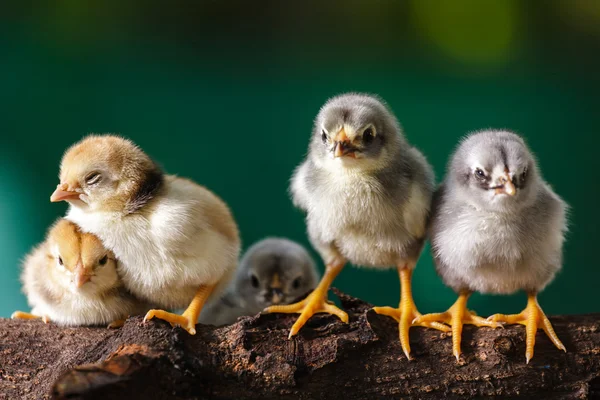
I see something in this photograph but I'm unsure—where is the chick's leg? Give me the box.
[374,266,451,360]
[11,311,50,323]
[107,319,126,329]
[413,291,500,361]
[488,292,565,363]
[144,284,215,335]
[265,260,347,339]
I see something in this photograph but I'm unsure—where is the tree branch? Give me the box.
[1,290,599,399]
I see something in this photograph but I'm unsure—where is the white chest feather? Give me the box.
[293,164,429,267]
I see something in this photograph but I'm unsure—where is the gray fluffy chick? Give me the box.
[415,129,568,363]
[265,93,449,359]
[199,238,319,326]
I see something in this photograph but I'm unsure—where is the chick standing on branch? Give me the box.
[12,219,149,327]
[414,130,568,363]
[265,93,449,359]
[200,237,319,326]
[50,135,240,334]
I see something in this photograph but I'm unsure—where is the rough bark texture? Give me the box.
[1,289,599,399]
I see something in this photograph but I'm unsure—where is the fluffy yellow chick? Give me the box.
[50,135,240,334]
[12,219,149,327]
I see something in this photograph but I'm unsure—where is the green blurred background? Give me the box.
[1,1,599,318]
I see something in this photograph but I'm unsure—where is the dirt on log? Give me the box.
[1,289,599,399]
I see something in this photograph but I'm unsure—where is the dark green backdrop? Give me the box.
[1,1,599,318]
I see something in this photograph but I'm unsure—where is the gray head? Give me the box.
[310,93,405,171]
[233,238,319,309]
[449,130,541,212]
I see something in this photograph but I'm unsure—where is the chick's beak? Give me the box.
[73,262,92,288]
[496,173,516,196]
[269,273,284,304]
[333,128,356,158]
[51,183,80,202]
[270,288,284,304]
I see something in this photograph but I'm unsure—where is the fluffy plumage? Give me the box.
[292,93,434,267]
[267,93,448,358]
[416,129,568,362]
[52,135,240,334]
[431,130,567,294]
[14,219,148,326]
[200,238,319,326]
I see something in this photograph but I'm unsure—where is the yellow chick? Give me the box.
[50,135,240,334]
[12,219,149,327]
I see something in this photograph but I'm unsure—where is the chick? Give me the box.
[414,130,567,363]
[265,93,449,359]
[50,135,240,335]
[12,219,148,327]
[200,237,319,326]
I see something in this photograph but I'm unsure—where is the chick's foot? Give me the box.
[265,290,348,339]
[11,311,50,323]
[144,284,216,335]
[264,260,347,339]
[374,268,451,360]
[413,291,500,361]
[487,292,565,363]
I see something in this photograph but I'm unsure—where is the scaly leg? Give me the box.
[264,260,348,339]
[144,284,215,335]
[373,267,452,360]
[413,291,501,361]
[11,311,50,324]
[488,292,565,363]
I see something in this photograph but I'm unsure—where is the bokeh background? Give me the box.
[1,1,599,318]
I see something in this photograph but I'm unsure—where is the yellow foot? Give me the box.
[265,290,349,339]
[413,294,501,361]
[144,309,197,335]
[107,318,127,329]
[488,293,565,363]
[374,303,451,360]
[11,311,50,323]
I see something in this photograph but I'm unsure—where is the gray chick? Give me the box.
[200,238,319,326]
[414,129,568,363]
[265,93,449,359]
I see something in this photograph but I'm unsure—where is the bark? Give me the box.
[1,289,599,399]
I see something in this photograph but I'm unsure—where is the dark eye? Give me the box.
[521,168,528,181]
[85,172,102,185]
[99,255,108,266]
[363,127,374,144]
[292,277,301,289]
[474,168,486,179]
[321,130,327,144]
[251,274,259,288]
[58,256,63,266]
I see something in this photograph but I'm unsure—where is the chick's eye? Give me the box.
[292,277,301,289]
[474,168,486,179]
[85,172,102,185]
[58,256,63,266]
[321,130,327,144]
[521,168,528,181]
[363,127,374,144]
[250,275,259,288]
[99,255,108,266]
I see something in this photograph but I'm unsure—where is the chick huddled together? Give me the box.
[12,92,568,364]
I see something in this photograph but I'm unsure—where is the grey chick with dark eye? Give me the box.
[199,238,319,326]
[414,129,568,363]
[264,92,450,359]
